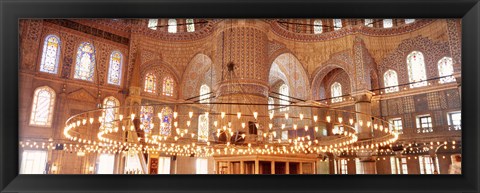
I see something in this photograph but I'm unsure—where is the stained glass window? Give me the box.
[140,106,154,133]
[279,84,289,111]
[102,97,119,131]
[148,19,158,30]
[163,77,174,96]
[364,19,374,27]
[313,19,322,34]
[333,19,342,30]
[405,19,415,24]
[159,107,173,136]
[383,70,399,93]
[331,82,342,103]
[74,42,96,81]
[29,86,56,126]
[168,19,177,33]
[198,114,209,142]
[107,51,123,85]
[39,35,61,74]
[144,73,156,93]
[438,57,456,83]
[186,19,195,32]
[383,19,393,28]
[199,84,210,104]
[407,51,427,88]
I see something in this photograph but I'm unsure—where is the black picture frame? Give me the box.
[1,0,479,192]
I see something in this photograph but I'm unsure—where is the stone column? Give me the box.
[351,90,377,174]
[286,161,290,174]
[271,161,275,174]
[255,160,259,174]
[240,161,244,174]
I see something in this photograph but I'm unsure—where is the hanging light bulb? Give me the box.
[299,114,304,120]
[253,112,258,119]
[315,127,319,132]
[349,118,354,125]
[131,113,135,121]
[119,114,123,121]
[285,113,289,119]
[272,131,277,138]
[228,122,232,128]
[89,118,94,124]
[367,121,371,127]
[281,124,285,130]
[326,116,331,123]
[313,115,318,122]
[338,117,343,123]
[189,112,193,118]
[359,120,363,127]
[187,121,191,127]
[237,112,242,119]
[241,122,246,129]
[174,121,178,127]
[214,121,218,127]
[293,124,297,130]
[269,112,274,120]
[241,134,246,139]
[221,112,226,119]
[269,123,273,130]
[173,112,178,119]
[304,126,308,131]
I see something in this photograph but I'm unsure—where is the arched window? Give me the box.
[333,19,342,30]
[199,84,210,104]
[186,19,195,32]
[102,96,119,130]
[74,42,96,81]
[39,35,61,74]
[331,82,342,103]
[144,73,156,93]
[140,106,154,133]
[198,114,209,142]
[148,19,158,30]
[313,19,323,34]
[383,19,393,28]
[383,70,399,93]
[268,97,274,111]
[107,51,123,85]
[29,86,56,126]
[364,19,374,27]
[279,84,289,111]
[163,77,174,96]
[168,19,177,33]
[159,107,173,136]
[405,19,415,24]
[438,57,456,83]
[407,51,427,88]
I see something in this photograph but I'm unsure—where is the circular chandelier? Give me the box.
[63,101,399,157]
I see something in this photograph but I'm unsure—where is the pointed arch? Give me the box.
[198,114,209,142]
[163,76,174,96]
[107,51,123,85]
[438,56,455,83]
[102,96,120,130]
[74,42,96,81]
[383,69,399,93]
[268,53,310,100]
[331,82,342,103]
[159,107,173,136]
[144,72,157,93]
[406,51,427,88]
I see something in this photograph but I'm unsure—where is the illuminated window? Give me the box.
[438,57,456,83]
[313,19,323,34]
[331,82,342,103]
[29,86,56,126]
[333,19,342,30]
[186,19,195,32]
[355,158,364,174]
[163,77,174,96]
[125,149,143,174]
[405,19,415,24]
[140,106,154,133]
[168,19,177,33]
[74,42,96,81]
[383,19,393,28]
[39,35,61,74]
[281,130,288,141]
[148,19,158,30]
[419,155,439,174]
[196,158,208,174]
[340,159,348,174]
[198,114,209,142]
[158,157,171,174]
[268,97,274,111]
[279,84,289,111]
[107,51,123,85]
[20,150,47,174]
[102,96,119,131]
[407,51,427,88]
[199,84,210,104]
[390,157,407,174]
[400,158,408,174]
[416,115,432,133]
[159,107,173,136]
[383,70,399,93]
[144,73,156,93]
[97,154,115,174]
[364,19,374,27]
[389,118,403,134]
[448,111,461,131]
